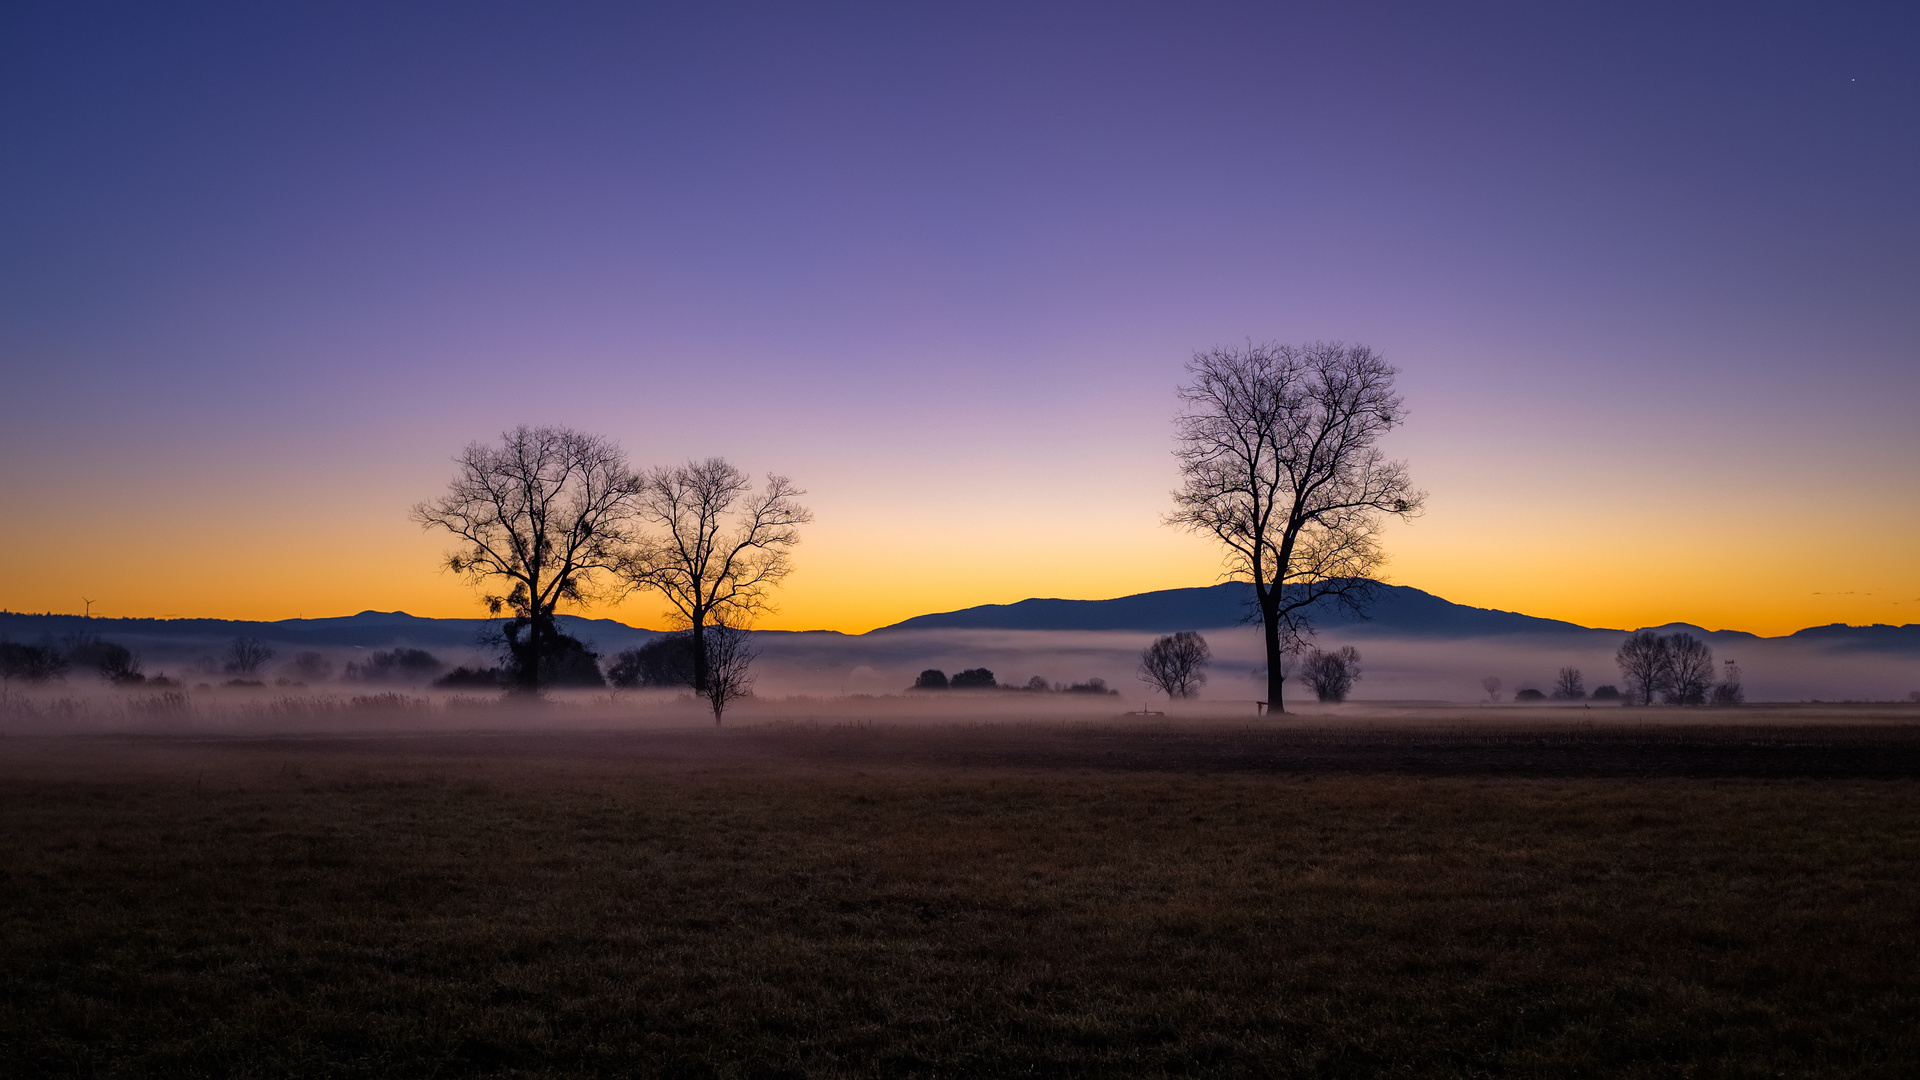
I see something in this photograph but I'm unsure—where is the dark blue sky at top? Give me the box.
[2,2,1916,618]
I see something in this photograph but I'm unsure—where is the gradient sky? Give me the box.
[3,2,1916,636]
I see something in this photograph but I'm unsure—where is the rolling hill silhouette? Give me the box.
[878,581,1605,637]
[2,581,1914,651]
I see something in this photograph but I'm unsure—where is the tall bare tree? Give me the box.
[618,458,811,694]
[1664,633,1715,706]
[1615,631,1672,706]
[412,425,642,692]
[1168,341,1424,714]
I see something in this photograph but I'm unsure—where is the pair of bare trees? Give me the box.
[1168,341,1424,713]
[412,425,810,721]
[1615,631,1738,706]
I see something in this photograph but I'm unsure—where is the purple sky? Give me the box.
[3,2,1917,633]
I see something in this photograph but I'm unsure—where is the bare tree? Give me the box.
[1302,645,1361,703]
[1712,659,1745,706]
[618,458,810,695]
[1552,666,1585,700]
[412,425,642,693]
[1138,631,1212,701]
[699,620,757,724]
[1664,633,1714,706]
[1168,342,1423,714]
[1615,632,1672,706]
[1481,676,1502,703]
[224,636,275,677]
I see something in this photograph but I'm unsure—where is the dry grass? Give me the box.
[1,725,1916,1077]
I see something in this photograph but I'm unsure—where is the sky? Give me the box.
[2,1,1916,636]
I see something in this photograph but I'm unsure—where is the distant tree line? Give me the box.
[1477,636,1745,706]
[1,631,177,688]
[907,668,1118,695]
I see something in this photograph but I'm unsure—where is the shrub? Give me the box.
[1065,678,1115,695]
[912,670,949,690]
[434,666,502,689]
[0,640,68,683]
[950,668,997,689]
[1514,688,1546,702]
[345,648,445,684]
[288,652,335,682]
[1139,632,1211,700]
[608,634,697,689]
[1302,646,1361,703]
[1591,684,1623,701]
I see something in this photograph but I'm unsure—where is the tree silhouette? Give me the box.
[224,636,275,676]
[1302,645,1361,703]
[1168,342,1423,714]
[698,620,756,724]
[413,426,641,693]
[1664,633,1714,706]
[1552,667,1585,700]
[1615,632,1672,706]
[1138,631,1212,700]
[618,458,809,698]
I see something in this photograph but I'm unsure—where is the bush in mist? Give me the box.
[62,633,145,685]
[1023,675,1051,692]
[912,670,950,690]
[608,634,698,690]
[1552,667,1585,700]
[495,621,606,689]
[1,640,69,684]
[1591,684,1623,701]
[950,668,997,689]
[344,648,445,684]
[434,667,503,689]
[1139,631,1211,700]
[1064,677,1116,695]
[1514,688,1546,702]
[1302,646,1361,703]
[288,652,335,682]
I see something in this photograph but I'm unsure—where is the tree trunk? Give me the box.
[1261,595,1286,715]
[518,607,543,694]
[690,615,709,700]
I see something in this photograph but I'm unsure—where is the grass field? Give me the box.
[2,716,1917,1077]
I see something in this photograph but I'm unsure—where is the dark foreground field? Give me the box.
[2,719,1917,1077]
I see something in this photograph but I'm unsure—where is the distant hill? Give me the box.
[0,610,664,652]
[4,583,1915,653]
[877,581,1603,638]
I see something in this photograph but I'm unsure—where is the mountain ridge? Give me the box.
[3,581,1914,652]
